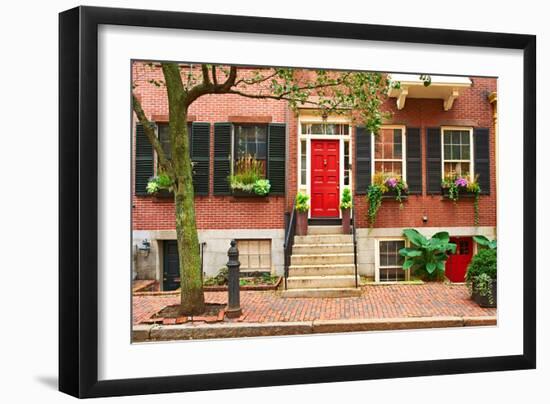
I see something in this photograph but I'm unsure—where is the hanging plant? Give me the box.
[366,184,384,228]
[366,172,408,227]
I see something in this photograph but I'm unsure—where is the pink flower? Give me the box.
[455,177,468,187]
[385,177,398,188]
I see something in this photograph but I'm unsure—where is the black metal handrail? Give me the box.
[352,205,358,288]
[283,201,297,290]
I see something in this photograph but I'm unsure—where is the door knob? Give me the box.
[323,159,327,166]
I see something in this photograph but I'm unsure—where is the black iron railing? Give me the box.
[283,202,297,290]
[352,205,358,288]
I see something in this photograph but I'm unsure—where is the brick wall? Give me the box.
[131,62,496,231]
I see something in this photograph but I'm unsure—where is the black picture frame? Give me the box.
[59,6,536,398]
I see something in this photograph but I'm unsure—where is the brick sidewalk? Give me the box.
[133,283,495,325]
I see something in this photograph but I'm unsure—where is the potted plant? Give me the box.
[399,229,457,281]
[146,173,174,198]
[340,187,352,234]
[465,248,497,307]
[229,155,271,197]
[295,191,309,236]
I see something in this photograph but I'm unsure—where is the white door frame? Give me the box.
[297,115,352,219]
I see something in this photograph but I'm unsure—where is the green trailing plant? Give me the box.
[296,191,310,212]
[441,172,481,225]
[367,184,384,228]
[340,187,352,210]
[472,273,495,305]
[399,229,457,281]
[473,235,497,250]
[146,172,174,194]
[465,248,497,304]
[229,155,270,195]
[366,172,408,227]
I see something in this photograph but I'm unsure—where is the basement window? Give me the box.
[236,239,271,275]
[377,239,408,282]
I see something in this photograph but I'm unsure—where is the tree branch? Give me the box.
[220,66,237,91]
[201,64,211,86]
[132,93,171,173]
[212,65,218,86]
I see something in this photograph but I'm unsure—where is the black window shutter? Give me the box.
[213,123,232,195]
[135,123,154,195]
[474,128,490,195]
[426,128,442,194]
[406,128,422,194]
[355,126,371,195]
[268,123,286,195]
[191,122,210,196]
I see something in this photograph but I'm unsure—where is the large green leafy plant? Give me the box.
[473,235,497,250]
[399,229,457,281]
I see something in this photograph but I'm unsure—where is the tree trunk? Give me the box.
[173,114,205,315]
[161,63,205,315]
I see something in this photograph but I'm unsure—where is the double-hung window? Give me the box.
[373,127,406,178]
[442,128,473,177]
[377,239,408,282]
[234,124,267,173]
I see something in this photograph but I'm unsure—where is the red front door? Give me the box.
[311,139,340,218]
[445,237,474,282]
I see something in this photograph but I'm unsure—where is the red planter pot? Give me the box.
[341,209,351,234]
[296,211,308,236]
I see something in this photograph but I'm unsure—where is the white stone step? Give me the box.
[282,287,362,298]
[292,243,354,255]
[287,275,357,289]
[289,264,356,276]
[294,234,353,245]
[307,225,343,235]
[291,253,354,266]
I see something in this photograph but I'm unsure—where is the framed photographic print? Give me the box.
[59,6,536,398]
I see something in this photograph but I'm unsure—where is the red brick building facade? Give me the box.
[132,63,497,290]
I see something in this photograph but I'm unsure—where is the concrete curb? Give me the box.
[133,316,497,342]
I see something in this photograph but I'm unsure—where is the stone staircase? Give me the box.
[282,225,361,298]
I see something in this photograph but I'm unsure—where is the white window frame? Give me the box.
[371,125,407,182]
[374,238,410,283]
[440,126,474,179]
[297,114,352,219]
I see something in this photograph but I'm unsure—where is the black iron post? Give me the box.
[226,239,242,318]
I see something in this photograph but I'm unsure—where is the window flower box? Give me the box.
[231,189,269,198]
[153,189,173,198]
[382,189,409,200]
[441,187,477,199]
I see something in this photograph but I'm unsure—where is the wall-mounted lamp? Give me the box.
[137,239,151,257]
[422,215,428,223]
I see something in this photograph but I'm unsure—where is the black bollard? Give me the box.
[226,239,242,318]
